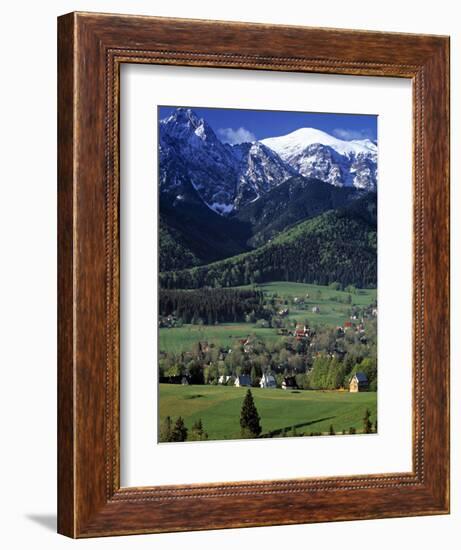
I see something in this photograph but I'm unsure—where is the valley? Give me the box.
[159,281,377,354]
[157,106,378,443]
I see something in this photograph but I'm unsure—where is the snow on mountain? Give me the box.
[261,128,377,191]
[159,108,238,214]
[262,127,376,158]
[159,109,378,216]
[232,142,296,208]
[159,108,294,213]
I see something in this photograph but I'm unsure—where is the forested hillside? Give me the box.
[160,193,377,290]
[159,222,201,271]
[160,196,251,266]
[235,177,358,247]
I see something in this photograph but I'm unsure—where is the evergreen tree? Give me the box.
[171,417,188,442]
[240,389,262,438]
[349,426,356,435]
[363,408,373,434]
[189,419,208,441]
[329,424,336,436]
[159,416,172,442]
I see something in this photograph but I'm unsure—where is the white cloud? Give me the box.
[217,127,256,144]
[332,128,372,141]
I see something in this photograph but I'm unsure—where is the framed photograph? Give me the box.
[58,12,450,537]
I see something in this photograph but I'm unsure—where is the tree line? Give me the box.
[300,355,377,392]
[159,288,266,324]
[159,417,208,442]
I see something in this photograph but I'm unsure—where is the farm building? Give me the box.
[282,376,298,390]
[260,372,277,389]
[294,324,309,340]
[235,375,252,388]
[349,372,369,393]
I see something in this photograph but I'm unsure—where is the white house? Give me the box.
[218,375,232,385]
[260,372,277,389]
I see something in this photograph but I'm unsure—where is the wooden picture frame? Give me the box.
[57,12,450,538]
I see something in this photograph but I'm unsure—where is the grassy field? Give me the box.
[245,281,376,327]
[159,282,376,353]
[250,281,376,305]
[159,323,280,354]
[159,384,377,441]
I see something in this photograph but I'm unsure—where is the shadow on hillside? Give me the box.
[261,416,335,438]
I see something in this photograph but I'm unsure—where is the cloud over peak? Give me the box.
[332,128,373,141]
[217,127,256,145]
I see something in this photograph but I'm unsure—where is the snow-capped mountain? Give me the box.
[232,141,296,208]
[159,108,377,215]
[159,108,295,214]
[159,108,238,214]
[261,128,377,191]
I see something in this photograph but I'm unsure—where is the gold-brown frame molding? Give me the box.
[58,12,450,537]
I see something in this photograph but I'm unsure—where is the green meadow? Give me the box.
[249,281,376,305]
[159,322,280,354]
[159,384,377,441]
[159,282,376,354]
[246,281,376,326]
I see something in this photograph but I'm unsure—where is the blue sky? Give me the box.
[159,105,377,144]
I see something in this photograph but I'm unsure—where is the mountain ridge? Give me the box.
[261,128,377,190]
[159,176,363,270]
[159,108,378,214]
[234,176,359,247]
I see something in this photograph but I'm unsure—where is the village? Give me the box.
[158,282,377,440]
[159,310,377,394]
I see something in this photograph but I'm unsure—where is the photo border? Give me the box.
[156,102,379,446]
